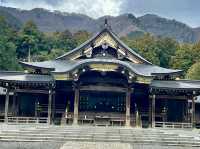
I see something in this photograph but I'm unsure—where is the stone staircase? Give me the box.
[0,125,200,147]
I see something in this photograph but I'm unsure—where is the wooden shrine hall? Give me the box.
[0,21,200,128]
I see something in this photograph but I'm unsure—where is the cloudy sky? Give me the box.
[1,0,200,27]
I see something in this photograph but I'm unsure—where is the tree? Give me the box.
[73,30,91,46]
[171,42,200,73]
[52,30,77,52]
[16,21,44,61]
[36,48,66,61]
[122,33,160,65]
[0,38,19,70]
[0,16,20,70]
[186,62,200,80]
[156,37,179,68]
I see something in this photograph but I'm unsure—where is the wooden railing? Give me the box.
[155,121,192,129]
[65,112,135,126]
[38,104,65,114]
[0,117,48,124]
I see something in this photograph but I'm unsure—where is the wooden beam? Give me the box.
[80,85,127,93]
[154,95,188,100]
[15,89,50,94]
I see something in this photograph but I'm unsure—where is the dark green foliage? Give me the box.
[16,21,45,60]
[51,30,77,52]
[0,16,21,70]
[122,33,179,68]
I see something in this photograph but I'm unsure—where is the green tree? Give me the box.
[171,42,200,72]
[73,30,91,46]
[122,33,160,65]
[16,21,44,61]
[122,34,180,67]
[36,48,65,61]
[53,30,77,52]
[156,37,179,68]
[0,16,20,70]
[186,62,200,80]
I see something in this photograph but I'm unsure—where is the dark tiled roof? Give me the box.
[150,80,200,90]
[0,71,54,83]
[20,59,182,77]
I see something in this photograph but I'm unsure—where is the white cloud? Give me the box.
[3,0,123,18]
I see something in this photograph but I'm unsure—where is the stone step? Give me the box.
[1,135,192,141]
[0,132,194,140]
[0,136,200,147]
[1,126,200,147]
[1,129,178,135]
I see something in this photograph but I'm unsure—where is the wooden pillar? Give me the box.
[151,95,156,128]
[73,87,79,125]
[35,98,38,117]
[125,88,131,127]
[192,96,196,128]
[4,88,10,124]
[47,90,52,125]
[12,92,16,116]
[187,100,190,122]
[16,94,19,116]
[52,93,56,123]
[148,96,152,127]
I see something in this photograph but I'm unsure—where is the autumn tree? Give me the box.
[186,62,200,80]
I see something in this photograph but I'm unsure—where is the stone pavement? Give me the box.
[60,142,132,149]
[0,141,198,149]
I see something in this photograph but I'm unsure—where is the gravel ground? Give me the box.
[0,141,198,149]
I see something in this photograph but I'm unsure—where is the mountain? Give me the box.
[0,6,199,43]
[0,8,22,30]
[193,27,200,42]
[138,14,196,43]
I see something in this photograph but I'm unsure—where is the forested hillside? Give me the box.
[0,15,200,80]
[0,6,200,43]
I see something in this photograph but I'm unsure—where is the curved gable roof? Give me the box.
[56,27,152,64]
